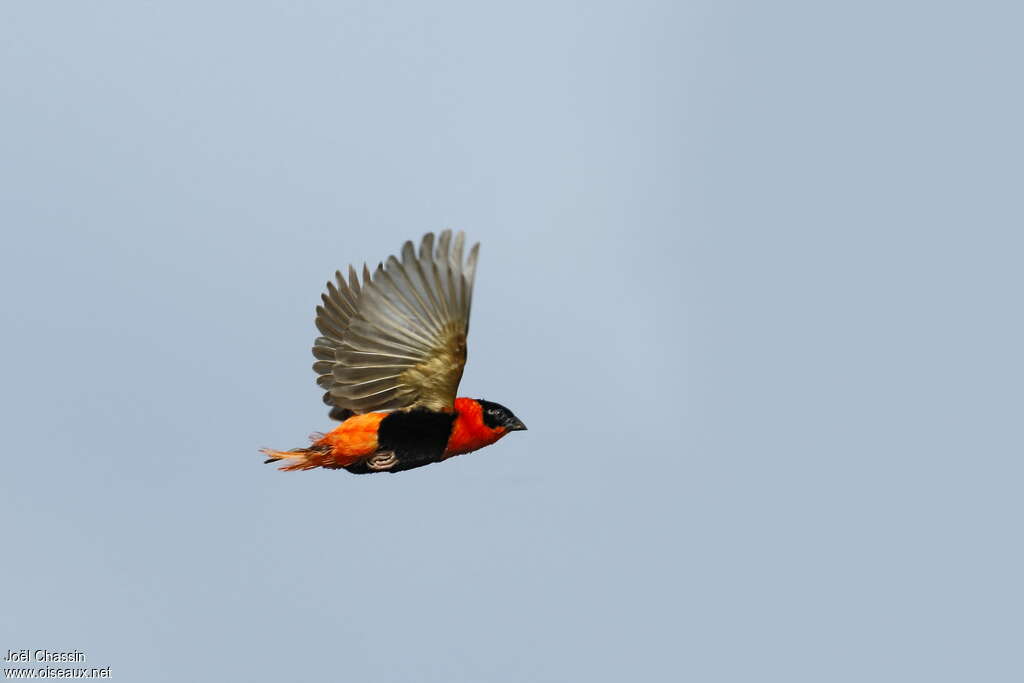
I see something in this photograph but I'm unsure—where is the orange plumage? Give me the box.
[318,412,387,463]
[443,397,509,458]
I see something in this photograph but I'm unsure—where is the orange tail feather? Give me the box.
[261,444,335,471]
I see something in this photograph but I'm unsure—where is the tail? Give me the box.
[261,434,335,471]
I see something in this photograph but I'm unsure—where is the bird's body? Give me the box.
[267,398,515,473]
[262,231,526,474]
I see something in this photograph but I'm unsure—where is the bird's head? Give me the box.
[477,399,527,433]
[447,397,527,457]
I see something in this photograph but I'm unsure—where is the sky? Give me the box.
[2,1,1022,681]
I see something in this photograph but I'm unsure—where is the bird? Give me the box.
[261,230,527,474]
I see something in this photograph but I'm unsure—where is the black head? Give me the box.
[477,400,527,432]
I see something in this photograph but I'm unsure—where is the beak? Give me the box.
[508,419,527,432]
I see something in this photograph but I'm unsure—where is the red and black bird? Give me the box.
[262,231,526,474]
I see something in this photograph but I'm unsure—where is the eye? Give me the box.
[479,402,508,429]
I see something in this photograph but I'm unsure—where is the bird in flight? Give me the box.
[262,231,527,474]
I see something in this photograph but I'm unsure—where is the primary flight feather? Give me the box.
[262,231,526,474]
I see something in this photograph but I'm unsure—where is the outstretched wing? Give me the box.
[312,230,480,416]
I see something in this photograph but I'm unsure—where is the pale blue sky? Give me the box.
[2,2,1022,681]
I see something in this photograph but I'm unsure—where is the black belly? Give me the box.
[343,409,456,474]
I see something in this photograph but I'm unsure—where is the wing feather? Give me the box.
[312,230,479,416]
